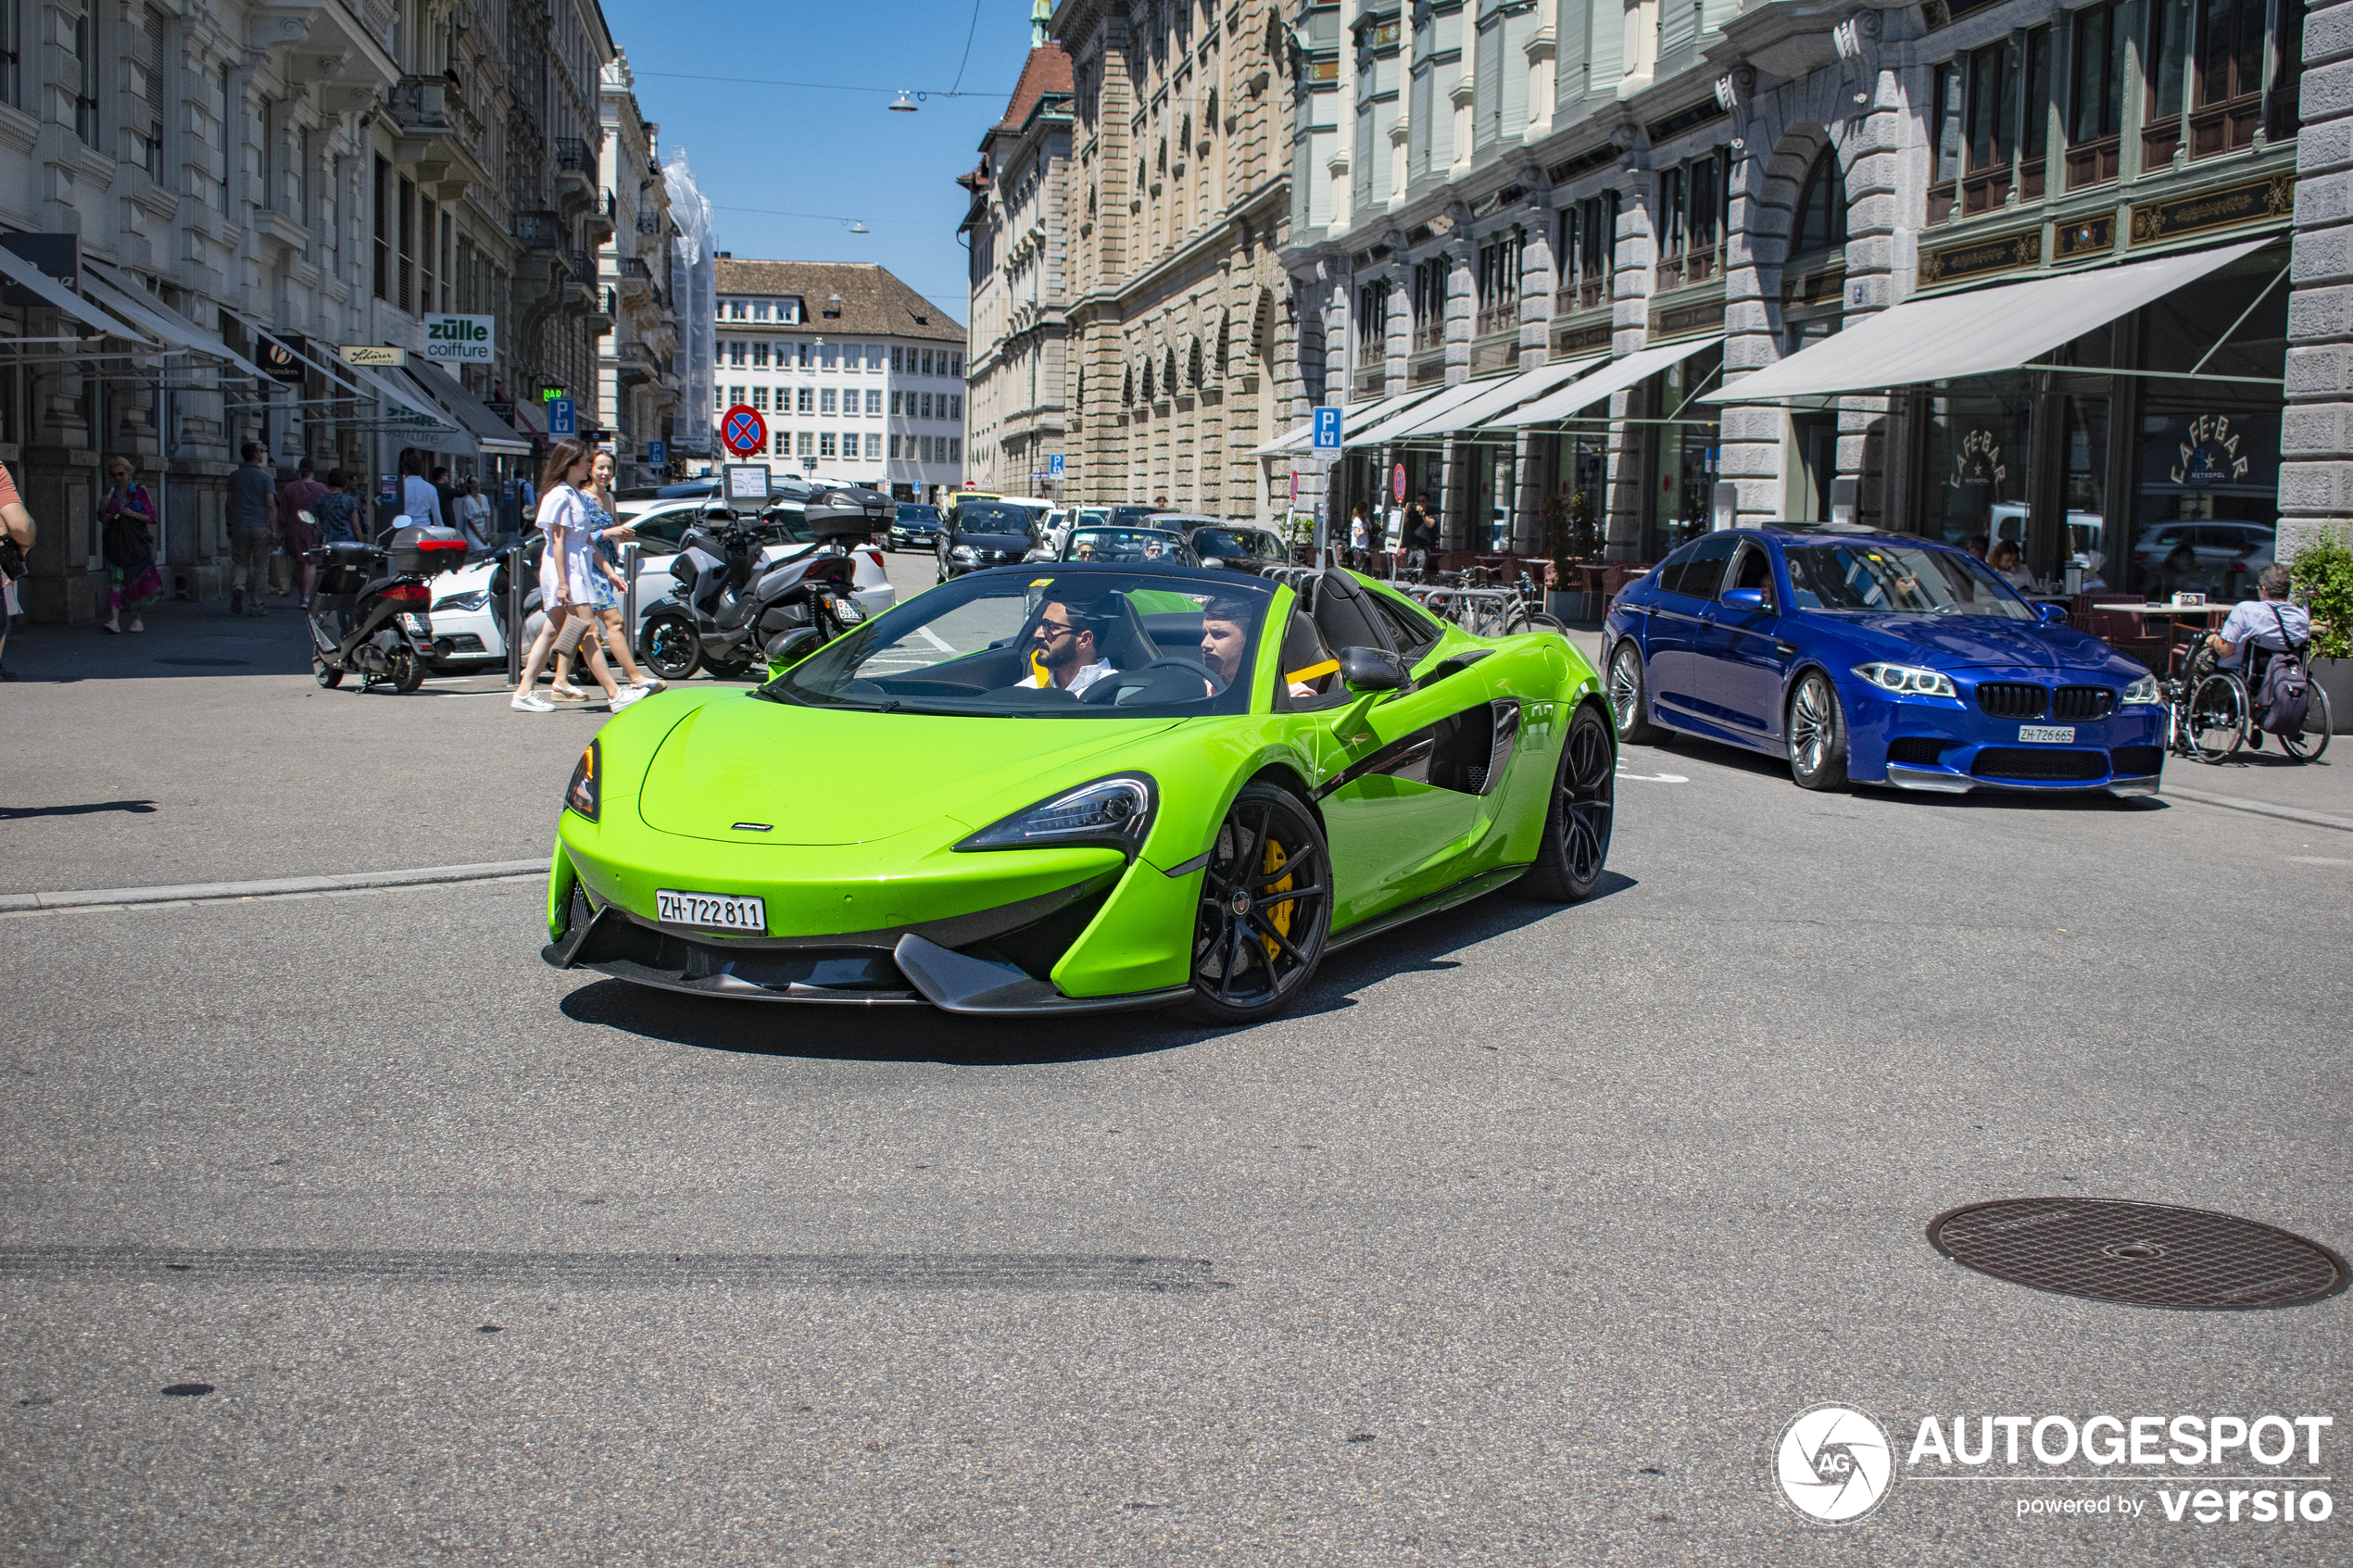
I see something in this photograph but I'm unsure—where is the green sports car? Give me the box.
[543,563,1616,1022]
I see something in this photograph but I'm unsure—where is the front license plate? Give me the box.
[2019,724,2076,744]
[655,890,766,932]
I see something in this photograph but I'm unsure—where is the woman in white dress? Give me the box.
[512,439,644,712]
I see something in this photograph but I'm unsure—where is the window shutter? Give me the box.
[1500,11,1531,139]
[1410,66,1434,181]
[1354,99,1375,211]
[1474,17,1502,149]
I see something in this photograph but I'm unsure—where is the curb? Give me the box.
[2160,785,2353,834]
[0,859,547,912]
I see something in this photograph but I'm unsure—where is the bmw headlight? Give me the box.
[433,588,488,613]
[955,773,1156,858]
[1854,662,1957,699]
[564,740,599,822]
[2121,673,2162,708]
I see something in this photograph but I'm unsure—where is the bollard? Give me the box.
[623,543,639,661]
[505,540,523,685]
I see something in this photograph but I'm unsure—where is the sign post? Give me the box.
[1310,407,1343,566]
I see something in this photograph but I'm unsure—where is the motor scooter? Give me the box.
[306,521,469,692]
[638,485,889,681]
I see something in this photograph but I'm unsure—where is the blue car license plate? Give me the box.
[2019,724,2075,744]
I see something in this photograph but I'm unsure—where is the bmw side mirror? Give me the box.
[1720,587,1768,613]
[1339,646,1409,692]
[2036,602,2070,625]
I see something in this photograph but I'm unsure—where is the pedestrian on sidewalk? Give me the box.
[433,466,459,534]
[551,450,658,698]
[315,470,361,544]
[0,460,36,681]
[400,451,444,532]
[511,439,643,714]
[454,477,494,550]
[99,458,162,634]
[225,441,278,617]
[278,457,325,608]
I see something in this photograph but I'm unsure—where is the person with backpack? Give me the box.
[2208,563,2312,747]
[100,457,162,634]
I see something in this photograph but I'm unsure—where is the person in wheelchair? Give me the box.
[1010,592,1119,696]
[2205,563,2310,748]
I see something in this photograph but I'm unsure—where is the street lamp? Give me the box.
[888,91,918,112]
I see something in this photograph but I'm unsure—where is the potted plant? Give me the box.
[2289,524,2353,734]
[1541,487,1596,621]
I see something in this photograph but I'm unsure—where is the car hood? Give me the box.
[637,696,1183,845]
[953,532,1034,552]
[1818,611,2122,671]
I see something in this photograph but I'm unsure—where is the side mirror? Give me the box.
[1338,646,1410,692]
[762,626,822,680]
[1720,586,1768,613]
[2036,601,2070,625]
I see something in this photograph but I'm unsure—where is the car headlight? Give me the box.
[564,740,599,822]
[1854,662,1957,698]
[955,773,1156,858]
[433,588,488,613]
[2121,673,2162,708]
[950,545,976,562]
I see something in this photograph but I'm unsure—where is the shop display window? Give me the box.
[1917,379,2033,551]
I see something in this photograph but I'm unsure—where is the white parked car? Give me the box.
[422,496,896,673]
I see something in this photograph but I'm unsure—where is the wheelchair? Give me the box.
[2165,624,2331,763]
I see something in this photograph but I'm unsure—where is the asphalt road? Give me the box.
[3,560,2349,1565]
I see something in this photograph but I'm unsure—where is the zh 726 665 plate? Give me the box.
[2018,724,2075,744]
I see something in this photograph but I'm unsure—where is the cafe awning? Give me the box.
[1249,386,1441,457]
[384,365,474,449]
[407,359,535,456]
[1489,335,1725,427]
[81,262,272,379]
[0,247,160,345]
[1375,355,1606,442]
[1344,373,1516,447]
[1700,240,2267,404]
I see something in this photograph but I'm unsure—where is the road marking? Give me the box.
[914,625,957,653]
[0,858,547,913]
[2160,784,2353,834]
[1616,770,1689,784]
[2287,856,2351,867]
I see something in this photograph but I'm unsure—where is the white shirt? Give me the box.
[1018,659,1115,696]
[402,474,443,529]
[2216,598,2310,668]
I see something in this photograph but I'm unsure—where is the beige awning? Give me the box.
[1378,356,1605,442]
[1701,240,2267,403]
[80,262,271,378]
[1343,373,1516,447]
[0,248,160,345]
[1249,386,1442,457]
[1487,335,1725,427]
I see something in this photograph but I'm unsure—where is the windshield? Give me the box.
[897,505,939,522]
[1194,528,1280,560]
[1067,528,1188,563]
[765,569,1274,717]
[1783,543,2035,620]
[952,502,1033,535]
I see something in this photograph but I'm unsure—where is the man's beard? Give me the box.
[1041,633,1081,673]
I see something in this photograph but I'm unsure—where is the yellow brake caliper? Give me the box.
[1259,837,1294,960]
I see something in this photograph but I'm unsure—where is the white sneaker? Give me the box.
[511,690,554,712]
[610,686,647,712]
[632,676,666,692]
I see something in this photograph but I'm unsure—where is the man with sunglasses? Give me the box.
[1013,593,1117,696]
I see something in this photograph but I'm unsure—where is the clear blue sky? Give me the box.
[605,0,1038,324]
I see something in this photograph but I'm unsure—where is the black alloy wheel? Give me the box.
[1516,703,1615,902]
[641,613,704,682]
[1188,783,1331,1025]
[1606,641,1661,744]
[1787,671,1848,791]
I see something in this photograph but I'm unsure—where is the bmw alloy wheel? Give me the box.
[1787,671,1848,791]
[1607,642,1660,744]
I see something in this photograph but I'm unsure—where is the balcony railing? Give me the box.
[618,256,652,281]
[554,137,592,174]
[1412,319,1444,353]
[388,75,453,134]
[514,210,562,251]
[1553,274,1609,314]
[635,212,662,235]
[1474,299,1517,338]
[563,249,594,287]
[1654,245,1719,292]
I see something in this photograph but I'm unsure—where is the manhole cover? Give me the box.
[1929,1198,2347,1311]
[155,658,250,667]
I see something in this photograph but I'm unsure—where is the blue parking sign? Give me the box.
[647,439,666,468]
[549,397,575,437]
[1312,406,1342,458]
[1048,453,1065,480]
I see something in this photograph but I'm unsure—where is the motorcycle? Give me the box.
[306,522,469,692]
[638,484,890,681]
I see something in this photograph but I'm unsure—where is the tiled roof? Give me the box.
[992,44,1072,134]
[712,259,963,342]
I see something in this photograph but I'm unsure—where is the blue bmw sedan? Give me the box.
[1602,527,2167,795]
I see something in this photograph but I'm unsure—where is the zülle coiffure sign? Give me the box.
[422,314,496,363]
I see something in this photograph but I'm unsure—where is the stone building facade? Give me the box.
[1045,0,1303,516]
[597,53,680,490]
[962,37,1076,498]
[1279,0,2322,592]
[0,0,623,623]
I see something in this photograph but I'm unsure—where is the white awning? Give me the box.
[0,247,160,345]
[1249,386,1441,457]
[383,365,473,447]
[80,262,273,378]
[1376,356,1604,442]
[1488,335,1725,427]
[1701,240,2268,403]
[408,359,535,456]
[1344,373,1515,447]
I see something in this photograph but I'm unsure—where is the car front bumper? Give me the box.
[1850,681,2168,797]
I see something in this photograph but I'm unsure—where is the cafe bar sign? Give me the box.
[422,313,496,363]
